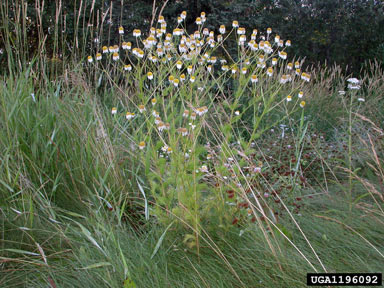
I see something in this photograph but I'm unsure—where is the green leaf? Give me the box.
[79,262,112,270]
[123,278,137,288]
[352,193,370,205]
[4,249,39,256]
[75,222,106,256]
[145,143,151,176]
[182,233,196,249]
[63,211,86,219]
[0,179,14,193]
[151,221,174,259]
[137,180,149,221]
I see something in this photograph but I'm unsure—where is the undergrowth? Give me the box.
[0,2,383,287]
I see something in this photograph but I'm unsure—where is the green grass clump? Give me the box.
[1,3,384,287]
[1,187,383,287]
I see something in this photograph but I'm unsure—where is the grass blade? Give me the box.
[150,221,173,259]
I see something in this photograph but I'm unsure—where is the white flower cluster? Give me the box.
[347,78,361,90]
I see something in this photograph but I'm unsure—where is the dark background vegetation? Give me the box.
[1,0,384,75]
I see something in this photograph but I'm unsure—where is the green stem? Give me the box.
[347,91,355,210]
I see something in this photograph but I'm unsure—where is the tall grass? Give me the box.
[1,1,383,287]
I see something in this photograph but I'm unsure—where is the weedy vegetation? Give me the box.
[0,1,383,287]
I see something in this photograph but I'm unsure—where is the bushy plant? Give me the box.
[82,11,317,249]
